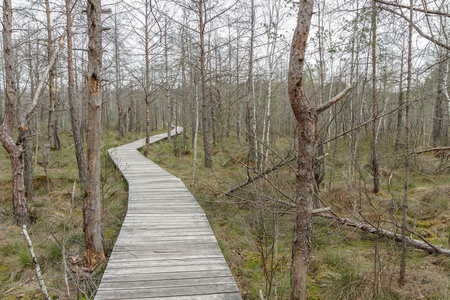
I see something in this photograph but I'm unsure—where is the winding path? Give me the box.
[95,128,241,300]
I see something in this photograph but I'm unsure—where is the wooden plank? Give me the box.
[96,283,239,299]
[96,128,241,300]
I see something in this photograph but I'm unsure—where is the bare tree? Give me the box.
[84,0,106,268]
[371,0,380,193]
[0,0,28,225]
[66,0,86,187]
[399,0,413,286]
[288,1,352,299]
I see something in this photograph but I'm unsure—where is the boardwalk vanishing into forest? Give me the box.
[95,128,241,300]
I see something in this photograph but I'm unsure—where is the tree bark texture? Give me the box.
[0,0,28,225]
[84,0,105,268]
[288,1,314,299]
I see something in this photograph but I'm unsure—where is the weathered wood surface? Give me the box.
[95,128,241,300]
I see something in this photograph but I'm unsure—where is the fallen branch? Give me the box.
[411,146,450,155]
[311,207,331,214]
[317,214,450,256]
[218,156,296,197]
[22,225,51,300]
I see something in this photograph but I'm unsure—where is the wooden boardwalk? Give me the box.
[95,128,241,300]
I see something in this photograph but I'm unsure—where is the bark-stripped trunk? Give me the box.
[0,0,28,225]
[66,0,86,187]
[288,2,353,298]
[288,2,314,299]
[199,0,212,168]
[84,0,105,268]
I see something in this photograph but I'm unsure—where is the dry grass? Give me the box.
[149,133,450,300]
[0,130,147,299]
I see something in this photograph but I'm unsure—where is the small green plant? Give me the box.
[18,246,32,269]
[48,243,62,264]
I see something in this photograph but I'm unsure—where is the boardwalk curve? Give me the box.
[95,128,241,300]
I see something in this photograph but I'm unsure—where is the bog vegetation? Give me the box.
[0,0,449,299]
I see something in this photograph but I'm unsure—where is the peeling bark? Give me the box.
[84,0,105,269]
[288,2,314,299]
[0,0,28,225]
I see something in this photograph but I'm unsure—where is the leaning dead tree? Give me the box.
[318,213,450,256]
[219,155,296,197]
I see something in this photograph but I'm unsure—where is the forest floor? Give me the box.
[0,129,449,299]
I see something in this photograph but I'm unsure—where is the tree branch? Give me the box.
[315,85,354,114]
[380,6,450,51]
[374,0,450,18]
[22,225,51,300]
[318,214,450,256]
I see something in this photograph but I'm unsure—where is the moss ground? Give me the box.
[0,129,448,299]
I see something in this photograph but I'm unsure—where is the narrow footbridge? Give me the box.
[95,128,241,300]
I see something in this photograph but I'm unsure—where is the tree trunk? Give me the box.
[66,0,86,187]
[371,0,380,193]
[114,10,124,141]
[54,97,61,150]
[191,83,199,187]
[46,0,56,155]
[84,0,105,269]
[288,2,314,299]
[0,0,28,225]
[288,2,353,298]
[247,0,257,166]
[143,0,151,157]
[199,0,212,168]
[433,56,444,146]
[20,125,34,199]
[394,51,404,152]
[181,28,187,149]
[399,0,413,286]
